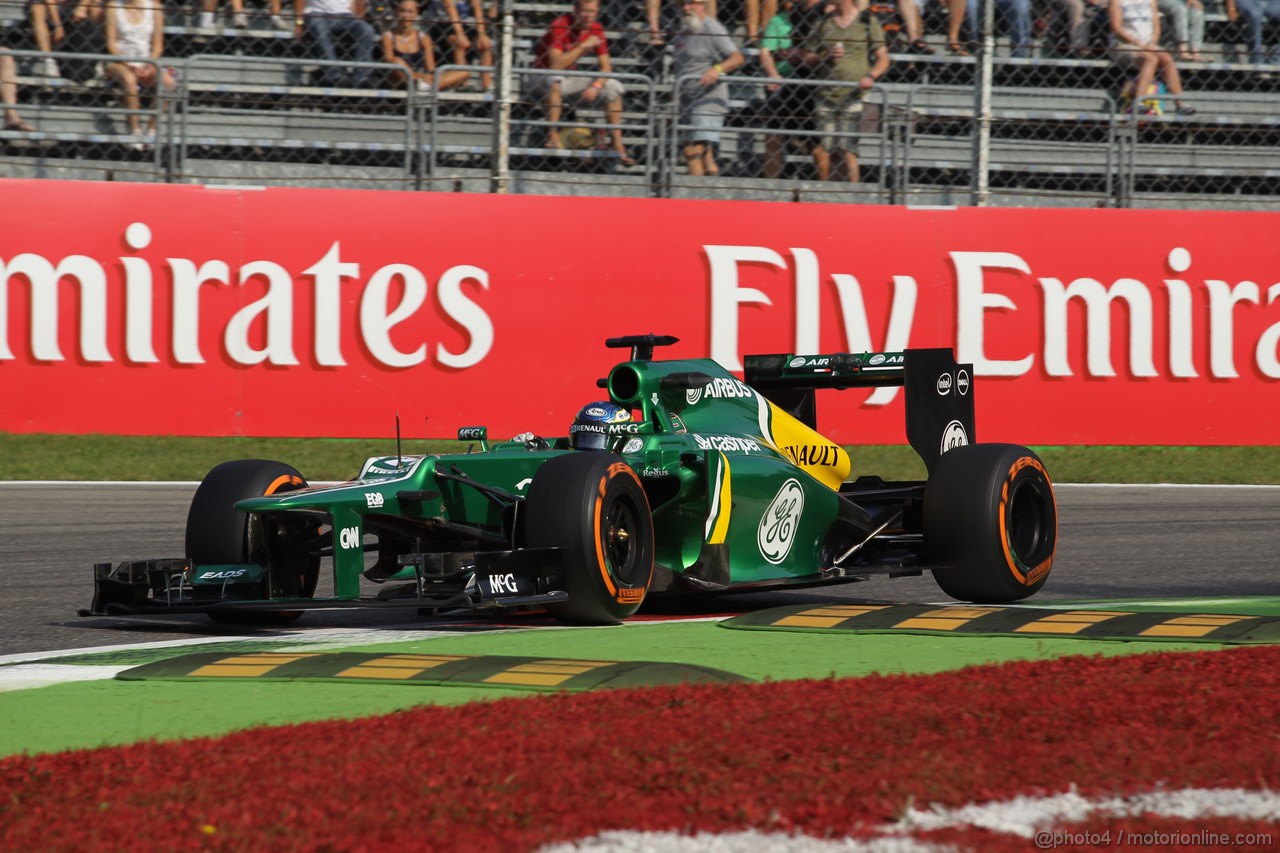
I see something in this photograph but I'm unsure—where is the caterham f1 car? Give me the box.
[82,334,1057,626]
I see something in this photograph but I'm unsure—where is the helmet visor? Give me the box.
[571,429,610,451]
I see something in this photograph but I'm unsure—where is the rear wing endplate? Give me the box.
[743,349,975,473]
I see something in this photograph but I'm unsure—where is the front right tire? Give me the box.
[522,452,655,625]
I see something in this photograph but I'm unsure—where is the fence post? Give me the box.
[971,0,995,206]
[490,0,515,193]
[176,57,193,183]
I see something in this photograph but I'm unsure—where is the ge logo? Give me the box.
[758,479,805,565]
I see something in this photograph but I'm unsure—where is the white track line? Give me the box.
[542,788,1280,851]
[0,624,458,666]
[1,618,728,666]
[893,787,1280,837]
[0,617,729,692]
[541,832,947,852]
[0,664,135,692]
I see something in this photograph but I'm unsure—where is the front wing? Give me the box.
[79,548,568,618]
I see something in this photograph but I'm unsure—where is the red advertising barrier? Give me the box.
[1,179,1277,444]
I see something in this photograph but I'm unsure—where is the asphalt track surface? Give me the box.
[4,483,1279,657]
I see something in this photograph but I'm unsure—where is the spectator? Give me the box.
[901,0,933,52]
[645,0,670,44]
[200,0,289,30]
[758,0,800,176]
[1054,0,1106,56]
[673,0,744,176]
[529,0,634,164]
[804,0,889,181]
[426,0,493,88]
[757,0,831,177]
[707,0,763,44]
[382,0,467,90]
[28,0,103,77]
[646,0,772,45]
[293,0,378,86]
[1158,0,1205,61]
[1226,0,1280,64]
[104,0,175,145]
[868,0,934,52]
[1109,0,1194,113]
[946,0,1033,56]
[2,52,34,131]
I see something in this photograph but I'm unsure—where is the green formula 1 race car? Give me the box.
[82,334,1057,626]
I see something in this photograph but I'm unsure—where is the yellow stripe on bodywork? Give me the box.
[705,452,733,544]
[755,390,776,448]
[759,400,851,491]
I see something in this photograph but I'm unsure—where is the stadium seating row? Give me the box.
[2,0,1277,207]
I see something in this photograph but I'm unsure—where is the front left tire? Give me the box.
[186,458,319,622]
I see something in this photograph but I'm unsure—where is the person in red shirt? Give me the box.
[527,0,634,165]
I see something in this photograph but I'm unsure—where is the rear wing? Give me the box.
[743,349,975,473]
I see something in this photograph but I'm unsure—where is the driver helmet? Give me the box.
[569,402,632,450]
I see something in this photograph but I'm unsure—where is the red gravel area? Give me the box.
[2,646,1277,851]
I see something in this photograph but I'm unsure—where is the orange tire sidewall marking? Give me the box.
[592,474,617,598]
[264,474,305,496]
[592,463,653,604]
[998,457,1055,586]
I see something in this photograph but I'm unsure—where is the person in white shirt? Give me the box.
[1108,0,1194,114]
[104,0,175,144]
[293,0,378,86]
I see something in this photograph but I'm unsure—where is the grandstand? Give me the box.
[1,0,1277,208]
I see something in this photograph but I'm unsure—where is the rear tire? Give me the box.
[186,459,319,624]
[523,453,655,625]
[924,444,1056,603]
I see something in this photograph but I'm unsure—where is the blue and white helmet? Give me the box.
[569,401,632,450]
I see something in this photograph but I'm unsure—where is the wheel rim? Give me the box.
[602,494,645,586]
[1007,478,1052,570]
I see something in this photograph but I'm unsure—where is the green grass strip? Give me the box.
[0,621,1228,757]
[2,433,1278,483]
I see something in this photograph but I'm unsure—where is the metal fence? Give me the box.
[901,84,1122,205]
[2,1,1278,207]
[179,53,419,188]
